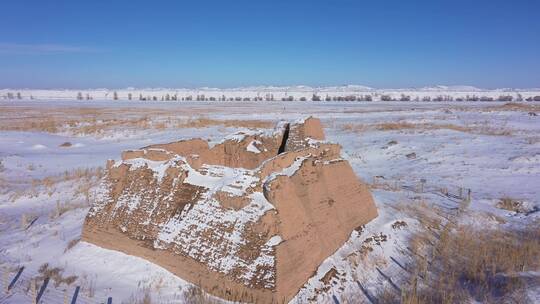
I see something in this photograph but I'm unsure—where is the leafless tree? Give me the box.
[400,94,411,101]
[498,95,513,102]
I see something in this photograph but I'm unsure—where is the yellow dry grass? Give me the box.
[341,121,512,136]
[376,196,540,303]
[37,263,78,287]
[496,197,529,213]
[0,106,273,136]
[394,223,540,304]
[484,102,540,112]
[175,117,273,129]
[8,167,104,202]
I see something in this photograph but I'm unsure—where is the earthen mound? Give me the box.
[82,117,378,303]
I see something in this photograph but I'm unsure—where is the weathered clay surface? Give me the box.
[82,117,378,303]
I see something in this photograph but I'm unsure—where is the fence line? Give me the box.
[344,176,473,303]
[0,264,111,304]
[371,176,472,209]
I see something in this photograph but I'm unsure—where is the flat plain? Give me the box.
[1,100,539,303]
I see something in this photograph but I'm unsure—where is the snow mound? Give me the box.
[31,144,47,150]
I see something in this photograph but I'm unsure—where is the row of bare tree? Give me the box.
[4,91,540,102]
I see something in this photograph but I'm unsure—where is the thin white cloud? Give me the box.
[0,43,99,54]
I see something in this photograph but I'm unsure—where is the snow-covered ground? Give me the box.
[1,100,539,303]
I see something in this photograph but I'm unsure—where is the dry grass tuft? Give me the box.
[391,223,540,303]
[124,286,153,304]
[37,263,78,287]
[341,121,512,136]
[64,237,80,252]
[486,102,540,112]
[496,197,527,213]
[376,122,417,131]
[0,106,273,136]
[182,285,223,304]
[7,167,103,204]
[376,197,540,303]
[176,117,273,130]
[341,123,368,134]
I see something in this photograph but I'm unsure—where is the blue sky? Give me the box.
[1,0,539,89]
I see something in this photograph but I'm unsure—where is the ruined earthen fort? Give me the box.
[82,117,378,303]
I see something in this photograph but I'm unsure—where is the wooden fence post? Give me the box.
[7,266,24,293]
[2,267,8,294]
[21,214,27,230]
[356,281,377,304]
[35,277,49,303]
[441,187,448,196]
[70,286,80,304]
[31,279,37,304]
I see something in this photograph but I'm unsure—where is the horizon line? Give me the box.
[2,84,540,91]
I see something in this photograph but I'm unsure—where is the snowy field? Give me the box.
[1,100,539,303]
